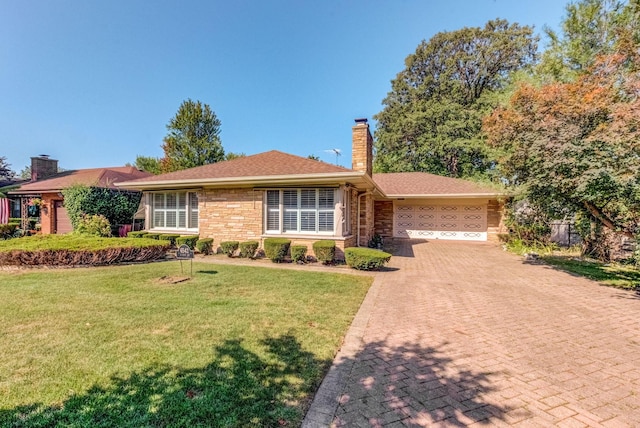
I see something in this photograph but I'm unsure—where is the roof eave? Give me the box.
[116,172,377,191]
[7,189,61,196]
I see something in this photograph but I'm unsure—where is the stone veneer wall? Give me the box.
[358,193,375,246]
[373,200,393,239]
[198,188,263,250]
[487,199,505,240]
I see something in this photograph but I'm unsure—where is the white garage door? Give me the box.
[393,202,487,241]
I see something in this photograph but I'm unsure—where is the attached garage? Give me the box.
[393,200,488,241]
[372,172,506,243]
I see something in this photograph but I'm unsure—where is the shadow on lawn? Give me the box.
[0,335,326,428]
[307,340,515,427]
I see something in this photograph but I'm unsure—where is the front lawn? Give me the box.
[0,262,372,427]
[543,255,640,290]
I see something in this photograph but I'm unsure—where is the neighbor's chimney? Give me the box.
[352,118,373,176]
[31,155,58,181]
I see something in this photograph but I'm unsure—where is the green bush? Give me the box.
[75,214,112,237]
[62,184,142,230]
[176,235,199,250]
[158,234,180,247]
[291,245,307,263]
[196,238,214,255]
[145,233,160,240]
[220,241,239,257]
[127,231,149,238]
[313,240,336,264]
[9,218,21,224]
[345,247,392,271]
[239,241,259,258]
[0,224,18,240]
[264,238,291,263]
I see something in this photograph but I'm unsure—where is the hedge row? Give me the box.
[0,244,170,266]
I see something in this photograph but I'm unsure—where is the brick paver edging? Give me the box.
[302,273,384,427]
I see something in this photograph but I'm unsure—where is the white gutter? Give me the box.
[384,192,503,199]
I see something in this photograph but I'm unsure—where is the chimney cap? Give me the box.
[354,118,368,125]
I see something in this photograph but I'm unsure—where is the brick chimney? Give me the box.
[351,118,373,176]
[31,155,58,181]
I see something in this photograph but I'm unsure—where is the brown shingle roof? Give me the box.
[122,150,352,184]
[373,172,500,197]
[12,166,152,193]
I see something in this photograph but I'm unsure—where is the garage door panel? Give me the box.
[393,202,487,241]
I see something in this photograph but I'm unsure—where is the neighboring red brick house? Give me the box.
[118,119,505,258]
[10,157,151,234]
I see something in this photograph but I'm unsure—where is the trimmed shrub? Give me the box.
[127,231,149,238]
[9,218,21,224]
[345,247,392,271]
[313,240,336,264]
[158,234,180,247]
[145,233,160,240]
[239,241,259,258]
[75,214,111,237]
[264,238,291,263]
[196,238,214,255]
[290,245,307,263]
[176,235,199,250]
[220,241,239,257]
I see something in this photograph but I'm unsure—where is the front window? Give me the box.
[151,191,198,230]
[266,189,334,234]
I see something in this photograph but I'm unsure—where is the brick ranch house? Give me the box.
[117,119,505,258]
[9,156,151,234]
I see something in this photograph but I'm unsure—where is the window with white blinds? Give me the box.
[265,189,335,234]
[151,192,198,230]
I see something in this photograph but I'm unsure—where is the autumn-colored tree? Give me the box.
[484,53,640,243]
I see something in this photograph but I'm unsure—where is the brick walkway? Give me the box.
[303,240,640,427]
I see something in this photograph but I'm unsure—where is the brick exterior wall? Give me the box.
[39,193,61,235]
[374,200,393,239]
[198,188,264,250]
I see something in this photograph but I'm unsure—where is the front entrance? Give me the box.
[392,202,487,241]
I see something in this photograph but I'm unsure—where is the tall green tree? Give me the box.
[0,156,15,181]
[374,19,538,178]
[539,0,640,81]
[133,155,162,175]
[161,99,224,173]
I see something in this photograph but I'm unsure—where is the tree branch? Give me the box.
[583,201,634,238]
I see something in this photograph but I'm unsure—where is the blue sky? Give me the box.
[1,0,569,172]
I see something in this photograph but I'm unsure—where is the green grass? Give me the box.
[0,262,372,427]
[542,255,640,290]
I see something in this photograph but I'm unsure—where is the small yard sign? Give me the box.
[176,244,194,276]
[176,244,194,259]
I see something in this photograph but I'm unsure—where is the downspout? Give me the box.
[357,191,372,247]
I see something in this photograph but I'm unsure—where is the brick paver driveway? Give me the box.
[304,240,640,427]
